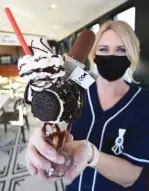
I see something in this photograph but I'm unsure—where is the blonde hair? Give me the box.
[89,20,140,72]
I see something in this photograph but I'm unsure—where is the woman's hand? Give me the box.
[62,140,93,185]
[26,128,66,182]
[26,128,93,184]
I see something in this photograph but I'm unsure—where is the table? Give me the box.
[0,94,10,109]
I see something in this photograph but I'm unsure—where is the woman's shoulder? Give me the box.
[130,83,149,103]
[129,84,149,119]
[136,85,149,103]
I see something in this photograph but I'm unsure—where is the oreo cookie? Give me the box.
[31,91,60,122]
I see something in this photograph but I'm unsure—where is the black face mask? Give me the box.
[94,55,131,81]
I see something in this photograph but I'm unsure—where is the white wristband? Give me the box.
[87,143,99,167]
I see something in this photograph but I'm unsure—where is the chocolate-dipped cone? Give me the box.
[41,122,74,178]
[42,122,71,150]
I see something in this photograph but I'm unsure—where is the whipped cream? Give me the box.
[45,121,69,136]
[18,38,66,91]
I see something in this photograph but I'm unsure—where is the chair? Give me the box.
[0,98,30,143]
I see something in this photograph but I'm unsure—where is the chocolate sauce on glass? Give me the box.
[42,122,73,178]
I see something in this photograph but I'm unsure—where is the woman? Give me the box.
[26,20,149,190]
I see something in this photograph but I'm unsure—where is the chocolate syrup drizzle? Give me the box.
[31,37,53,54]
[42,122,71,150]
[30,77,55,87]
[20,65,65,78]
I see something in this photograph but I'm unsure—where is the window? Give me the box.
[0,32,44,46]
[90,23,100,33]
[114,7,136,30]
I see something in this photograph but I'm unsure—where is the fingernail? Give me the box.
[42,165,51,171]
[64,178,72,185]
[29,169,36,175]
[30,171,35,175]
[59,156,65,164]
[44,150,56,154]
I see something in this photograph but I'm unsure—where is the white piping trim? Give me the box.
[99,88,142,151]
[91,170,98,191]
[78,88,96,191]
[122,152,149,163]
[91,87,142,191]
[86,88,96,140]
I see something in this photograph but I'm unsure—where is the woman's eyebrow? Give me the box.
[98,45,108,48]
[117,45,125,48]
[98,45,125,48]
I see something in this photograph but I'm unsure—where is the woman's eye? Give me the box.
[117,48,126,53]
[99,48,108,52]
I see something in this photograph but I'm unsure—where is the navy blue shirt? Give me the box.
[66,82,149,191]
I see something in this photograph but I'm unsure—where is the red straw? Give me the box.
[5,7,32,55]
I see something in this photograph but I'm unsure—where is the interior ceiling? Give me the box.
[0,0,127,41]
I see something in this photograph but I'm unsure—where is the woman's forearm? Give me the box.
[94,152,142,187]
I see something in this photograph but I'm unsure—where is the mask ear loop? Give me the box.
[123,67,141,84]
[131,75,141,84]
[88,62,99,79]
